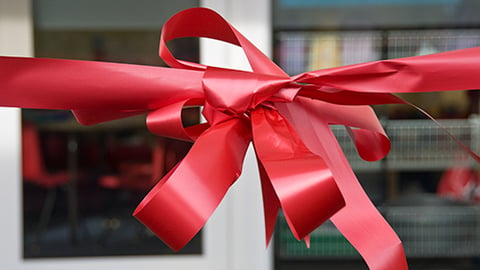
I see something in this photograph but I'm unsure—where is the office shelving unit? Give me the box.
[274,29,480,270]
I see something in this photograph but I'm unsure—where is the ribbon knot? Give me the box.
[134,6,349,252]
[202,66,291,123]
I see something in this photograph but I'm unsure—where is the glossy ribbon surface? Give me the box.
[2,7,480,270]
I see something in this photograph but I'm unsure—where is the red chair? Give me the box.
[99,137,165,192]
[98,136,194,192]
[22,122,70,188]
[96,137,168,244]
[22,121,71,246]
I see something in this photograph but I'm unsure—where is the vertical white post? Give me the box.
[200,1,274,270]
[0,0,33,268]
[0,1,273,268]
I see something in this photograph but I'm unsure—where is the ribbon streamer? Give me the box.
[1,7,480,269]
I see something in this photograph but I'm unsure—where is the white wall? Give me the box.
[0,0,32,268]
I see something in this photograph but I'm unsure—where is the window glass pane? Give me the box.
[23,0,201,259]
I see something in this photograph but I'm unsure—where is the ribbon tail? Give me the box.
[324,125,407,270]
[133,118,251,251]
[251,106,345,242]
[277,100,408,270]
[257,159,281,246]
[293,97,391,162]
[304,234,311,248]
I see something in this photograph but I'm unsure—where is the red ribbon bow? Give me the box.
[2,7,480,270]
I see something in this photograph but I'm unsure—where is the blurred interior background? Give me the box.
[22,0,202,259]
[273,1,480,269]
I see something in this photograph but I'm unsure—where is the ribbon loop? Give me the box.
[160,7,288,76]
[146,98,207,142]
[134,118,251,250]
[277,99,408,270]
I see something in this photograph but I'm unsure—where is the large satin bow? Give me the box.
[2,7,480,270]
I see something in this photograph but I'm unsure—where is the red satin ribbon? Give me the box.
[2,7,480,269]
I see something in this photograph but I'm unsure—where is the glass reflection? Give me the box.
[23,26,201,258]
